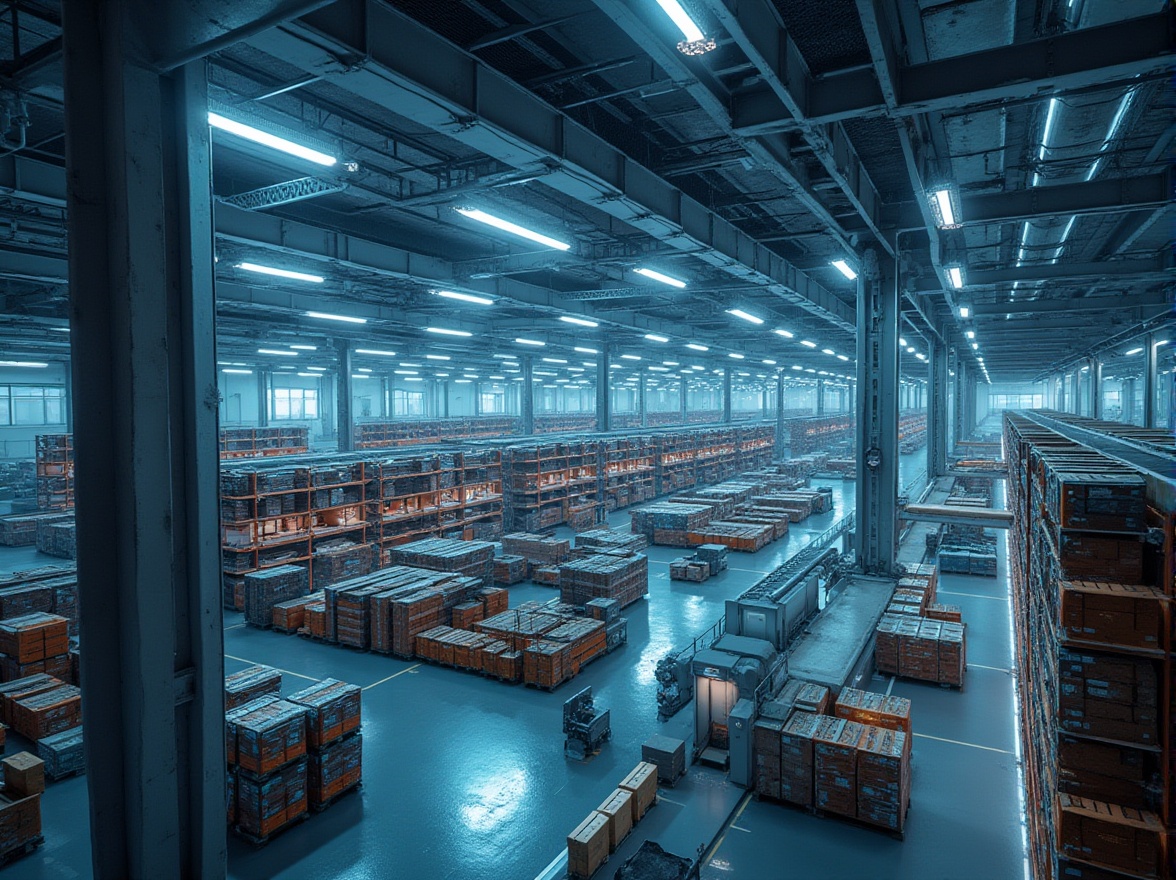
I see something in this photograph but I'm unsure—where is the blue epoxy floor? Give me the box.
[0,452,974,880]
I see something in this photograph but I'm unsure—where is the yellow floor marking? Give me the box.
[705,792,752,864]
[362,663,422,691]
[224,654,318,682]
[914,732,1012,754]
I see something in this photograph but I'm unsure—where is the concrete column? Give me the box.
[639,368,647,428]
[1090,358,1103,419]
[473,382,483,416]
[1144,333,1158,427]
[953,362,967,450]
[816,378,825,415]
[854,249,900,576]
[63,366,74,433]
[680,374,688,424]
[521,356,535,434]
[722,366,732,423]
[775,372,786,456]
[62,12,224,874]
[1070,372,1080,415]
[928,339,948,478]
[336,341,353,452]
[595,348,610,432]
[255,371,269,427]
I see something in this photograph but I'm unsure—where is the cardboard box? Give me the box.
[618,761,657,823]
[567,812,609,880]
[2,752,44,798]
[595,788,633,852]
[1056,793,1164,878]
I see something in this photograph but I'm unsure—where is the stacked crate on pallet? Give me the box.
[228,696,309,842]
[287,679,363,811]
[574,529,649,555]
[244,565,309,629]
[35,434,74,511]
[36,727,84,780]
[0,775,41,862]
[0,675,61,726]
[501,533,571,572]
[272,592,325,633]
[0,513,71,548]
[492,555,528,586]
[857,726,912,833]
[311,541,374,589]
[385,538,495,588]
[687,521,773,553]
[779,712,821,807]
[834,689,912,733]
[502,441,599,533]
[34,519,76,560]
[558,553,648,609]
[630,502,712,545]
[753,717,785,800]
[668,556,709,582]
[0,613,69,683]
[224,665,282,711]
[10,684,81,742]
[794,683,831,715]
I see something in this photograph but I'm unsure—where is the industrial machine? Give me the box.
[562,687,610,760]
[691,635,776,770]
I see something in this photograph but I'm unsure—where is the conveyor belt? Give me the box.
[900,503,1013,529]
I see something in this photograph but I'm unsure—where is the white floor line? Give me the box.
[969,663,1011,672]
[937,589,1009,601]
[532,848,568,880]
[657,795,687,807]
[224,654,318,682]
[363,663,422,691]
[913,732,1012,754]
[729,824,752,833]
[885,676,895,696]
[224,623,245,630]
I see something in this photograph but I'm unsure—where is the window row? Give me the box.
[0,385,67,426]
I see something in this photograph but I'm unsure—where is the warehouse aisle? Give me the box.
[0,454,930,880]
[701,479,1026,880]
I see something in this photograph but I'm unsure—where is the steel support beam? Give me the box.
[1144,332,1158,428]
[1090,357,1102,419]
[594,350,609,433]
[521,356,535,434]
[963,257,1172,287]
[62,3,224,874]
[855,249,900,576]
[257,371,269,427]
[731,12,1170,132]
[639,367,647,429]
[971,291,1173,316]
[816,378,825,415]
[928,339,948,477]
[722,366,733,424]
[248,2,855,332]
[960,171,1169,226]
[336,340,353,451]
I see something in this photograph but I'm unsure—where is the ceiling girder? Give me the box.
[908,256,1173,289]
[958,170,1171,226]
[970,291,1173,316]
[731,11,1171,133]
[244,1,855,332]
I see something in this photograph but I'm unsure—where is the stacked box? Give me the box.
[0,792,41,856]
[233,700,308,777]
[1054,531,1143,583]
[558,553,648,608]
[813,718,862,817]
[271,592,324,633]
[835,689,912,734]
[575,529,649,555]
[492,555,528,586]
[694,543,729,573]
[567,812,610,880]
[753,718,784,800]
[857,726,911,832]
[0,584,53,620]
[1044,469,1146,533]
[585,598,620,622]
[780,712,821,807]
[10,684,81,741]
[0,675,61,725]
[243,565,309,628]
[925,603,962,623]
[669,558,709,582]
[618,762,658,823]
[642,735,686,784]
[307,733,362,809]
[0,654,70,684]
[451,601,484,630]
[1059,580,1164,651]
[385,538,495,588]
[35,520,76,559]
[235,758,307,840]
[2,753,44,797]
[794,683,830,715]
[477,587,509,617]
[36,727,85,780]
[1057,649,1156,745]
[595,788,633,852]
[900,619,941,682]
[305,601,327,638]
[686,522,773,552]
[225,666,282,711]
[0,513,70,547]
[630,502,713,540]
[938,622,966,687]
[311,541,374,588]
[1058,736,1154,811]
[1056,794,1164,878]
[334,583,386,649]
[286,679,361,749]
[874,614,901,674]
[502,533,571,565]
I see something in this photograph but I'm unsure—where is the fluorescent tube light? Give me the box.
[966,330,975,339]
[644,334,669,343]
[296,372,320,377]
[516,338,545,346]
[634,267,686,288]
[1124,347,1143,356]
[822,349,835,356]
[288,344,317,351]
[726,309,764,325]
[435,290,494,305]
[455,207,570,251]
[762,359,777,365]
[574,347,598,354]
[307,366,327,371]
[931,188,956,227]
[221,368,252,374]
[958,306,969,318]
[258,348,298,356]
[620,354,641,361]
[772,329,794,339]
[907,347,916,354]
[426,327,473,337]
[542,357,568,364]
[791,365,803,371]
[800,340,817,348]
[356,367,372,373]
[306,311,366,324]
[208,112,337,166]
[831,259,857,280]
[463,374,479,379]
[653,0,705,41]
[404,377,423,382]
[394,370,419,375]
[559,316,598,327]
[899,338,907,346]
[947,266,964,289]
[434,373,450,377]
[686,343,709,351]
[237,262,324,283]
[355,349,395,356]
[425,355,451,361]
[351,375,370,380]
[972,343,979,350]
[728,353,744,359]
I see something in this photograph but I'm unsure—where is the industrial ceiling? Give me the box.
[0,0,1171,386]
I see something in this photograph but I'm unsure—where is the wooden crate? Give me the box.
[307,733,362,809]
[567,812,610,880]
[286,679,361,750]
[233,699,308,777]
[0,675,61,726]
[753,718,784,801]
[1056,794,1165,879]
[10,685,81,742]
[780,712,821,807]
[0,792,40,858]
[618,762,657,823]
[0,614,68,664]
[235,758,307,841]
[1,752,44,798]
[856,726,911,833]
[834,688,912,734]
[595,788,633,853]
[814,718,861,818]
[224,665,282,711]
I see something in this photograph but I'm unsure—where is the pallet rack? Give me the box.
[781,415,855,455]
[502,441,600,533]
[600,436,656,512]
[354,417,517,449]
[534,414,597,434]
[1005,411,1173,880]
[34,435,73,511]
[219,427,309,459]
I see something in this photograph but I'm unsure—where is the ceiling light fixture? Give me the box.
[258,348,298,356]
[726,308,764,325]
[426,327,473,337]
[236,262,324,283]
[644,334,670,343]
[1124,347,1143,356]
[307,366,327,372]
[221,368,252,375]
[355,349,395,356]
[633,267,687,288]
[516,338,545,346]
[288,344,317,351]
[728,353,744,359]
[455,207,570,251]
[559,316,599,328]
[620,354,641,361]
[653,0,716,54]
[930,187,958,228]
[542,357,568,364]
[800,340,817,348]
[425,355,451,361]
[574,347,598,354]
[686,343,709,351]
[773,329,794,338]
[958,306,970,319]
[306,311,366,324]
[822,348,835,356]
[831,259,857,280]
[208,112,337,166]
[966,330,975,339]
[435,290,494,305]
[837,354,849,361]
[762,359,777,365]
[947,266,964,289]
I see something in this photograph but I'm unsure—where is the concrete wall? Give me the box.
[0,363,70,460]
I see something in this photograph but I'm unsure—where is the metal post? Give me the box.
[928,339,948,477]
[775,372,786,457]
[442,380,450,418]
[816,378,825,415]
[1122,378,1134,423]
[953,361,967,449]
[62,6,224,873]
[336,340,353,452]
[639,367,647,428]
[1144,332,1157,427]
[722,366,732,423]
[63,366,74,433]
[680,373,688,424]
[595,348,610,432]
[1090,358,1102,419]
[474,381,483,416]
[854,249,899,576]
[1070,372,1080,415]
[522,355,535,435]
[256,371,268,427]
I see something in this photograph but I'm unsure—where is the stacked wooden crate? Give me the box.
[0,612,69,683]
[385,538,495,588]
[225,665,281,710]
[271,593,324,633]
[287,679,362,810]
[492,555,528,586]
[36,727,84,780]
[9,684,81,742]
[0,513,71,548]
[779,711,821,807]
[574,529,648,555]
[834,689,912,733]
[244,565,309,629]
[558,553,648,608]
[501,533,570,572]
[311,541,374,589]
[630,502,711,544]
[34,519,76,560]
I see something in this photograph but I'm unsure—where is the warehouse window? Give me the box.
[479,388,504,414]
[989,393,1042,410]
[0,385,66,426]
[272,387,318,420]
[391,389,424,417]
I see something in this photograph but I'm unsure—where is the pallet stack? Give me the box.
[492,555,528,586]
[385,538,495,589]
[34,519,76,560]
[0,751,42,862]
[287,679,363,811]
[9,683,81,742]
[36,727,85,780]
[0,613,70,683]
[0,513,71,548]
[244,565,309,629]
[501,533,571,570]
[574,529,649,555]
[225,665,282,710]
[558,553,648,608]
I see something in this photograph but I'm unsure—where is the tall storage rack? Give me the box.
[600,436,656,512]
[782,415,855,455]
[354,416,518,449]
[219,427,309,458]
[35,434,74,510]
[1005,411,1173,880]
[502,441,600,532]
